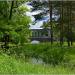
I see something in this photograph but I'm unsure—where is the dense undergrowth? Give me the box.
[0,53,75,74]
[1,43,75,65]
[0,43,75,74]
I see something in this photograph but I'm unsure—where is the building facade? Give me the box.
[30,29,51,42]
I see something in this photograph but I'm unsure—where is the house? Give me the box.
[30,28,51,42]
[25,1,59,42]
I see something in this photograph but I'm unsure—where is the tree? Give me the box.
[60,1,64,46]
[49,0,53,45]
[0,1,31,50]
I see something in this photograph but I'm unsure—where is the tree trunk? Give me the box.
[49,0,53,45]
[60,1,64,46]
[67,2,70,47]
[9,1,14,19]
[69,2,73,46]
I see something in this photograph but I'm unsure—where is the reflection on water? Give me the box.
[29,58,45,65]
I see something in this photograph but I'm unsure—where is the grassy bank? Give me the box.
[0,53,75,74]
[0,43,75,74]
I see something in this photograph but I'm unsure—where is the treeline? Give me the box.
[33,1,75,46]
[48,1,75,46]
[0,1,75,50]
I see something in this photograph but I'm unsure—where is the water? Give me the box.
[29,57,45,64]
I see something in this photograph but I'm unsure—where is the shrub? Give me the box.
[42,47,66,65]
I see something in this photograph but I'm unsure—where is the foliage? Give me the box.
[0,1,31,46]
[3,43,70,65]
[0,51,75,74]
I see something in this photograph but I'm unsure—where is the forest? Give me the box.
[0,0,75,74]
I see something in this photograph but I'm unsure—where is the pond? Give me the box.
[29,57,45,65]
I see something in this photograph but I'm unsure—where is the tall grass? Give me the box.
[0,42,75,74]
[0,53,75,74]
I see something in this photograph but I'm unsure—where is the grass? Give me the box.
[0,42,75,74]
[0,53,75,74]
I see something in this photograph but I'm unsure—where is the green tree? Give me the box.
[0,1,31,49]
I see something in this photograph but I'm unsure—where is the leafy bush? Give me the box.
[42,47,66,65]
[9,31,20,44]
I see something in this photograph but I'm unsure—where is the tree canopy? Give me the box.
[0,1,31,47]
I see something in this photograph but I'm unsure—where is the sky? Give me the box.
[25,1,60,29]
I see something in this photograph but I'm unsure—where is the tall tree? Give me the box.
[60,1,64,46]
[69,2,73,46]
[67,1,71,47]
[49,0,53,45]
